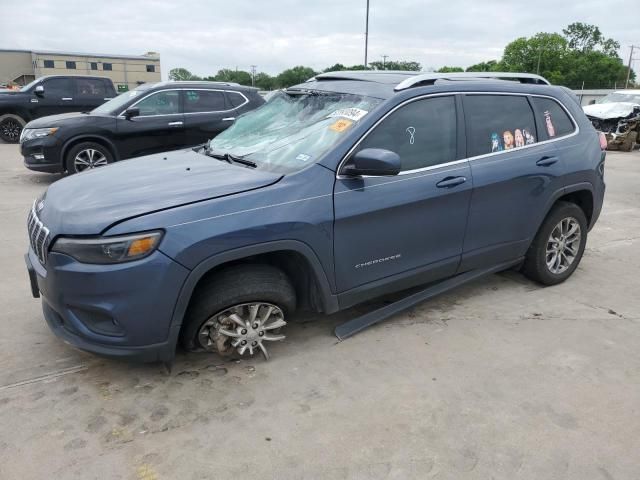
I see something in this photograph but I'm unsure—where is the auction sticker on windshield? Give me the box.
[328,108,368,121]
[329,119,354,132]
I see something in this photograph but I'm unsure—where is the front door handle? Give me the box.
[436,176,467,188]
[61,97,73,101]
[222,117,235,121]
[536,156,558,167]
[168,121,183,127]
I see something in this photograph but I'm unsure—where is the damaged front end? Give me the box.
[584,102,640,152]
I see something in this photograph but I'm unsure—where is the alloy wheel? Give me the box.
[0,119,21,142]
[546,217,581,274]
[73,148,108,172]
[198,302,286,360]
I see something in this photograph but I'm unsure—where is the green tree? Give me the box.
[275,66,317,88]
[253,72,275,90]
[212,69,253,86]
[562,22,620,55]
[436,66,464,73]
[465,60,501,72]
[168,68,201,81]
[368,60,421,71]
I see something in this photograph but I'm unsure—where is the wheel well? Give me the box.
[187,250,325,315]
[62,137,117,164]
[555,190,594,226]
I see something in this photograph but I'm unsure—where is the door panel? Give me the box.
[334,163,472,292]
[460,94,567,271]
[31,78,77,117]
[115,90,184,159]
[332,95,470,293]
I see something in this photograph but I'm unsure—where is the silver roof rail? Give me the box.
[394,72,550,91]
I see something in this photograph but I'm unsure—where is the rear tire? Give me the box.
[65,141,113,174]
[522,201,588,286]
[180,264,296,356]
[0,114,25,143]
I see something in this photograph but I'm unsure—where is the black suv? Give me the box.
[20,81,265,174]
[0,75,116,143]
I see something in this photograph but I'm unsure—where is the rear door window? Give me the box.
[227,91,248,108]
[356,96,457,172]
[76,78,107,99]
[463,95,537,157]
[530,97,575,140]
[183,90,226,113]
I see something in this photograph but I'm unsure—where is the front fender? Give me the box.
[168,240,339,331]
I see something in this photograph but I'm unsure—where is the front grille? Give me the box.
[27,201,50,265]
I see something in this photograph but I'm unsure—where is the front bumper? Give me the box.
[26,246,190,362]
[21,136,64,173]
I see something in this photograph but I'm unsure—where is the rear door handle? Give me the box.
[168,121,183,127]
[536,156,558,167]
[62,98,73,101]
[436,176,467,188]
[222,117,235,121]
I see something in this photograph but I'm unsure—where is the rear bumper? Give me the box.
[26,246,190,363]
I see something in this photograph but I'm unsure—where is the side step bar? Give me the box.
[334,258,523,340]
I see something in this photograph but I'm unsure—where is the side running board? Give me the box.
[334,258,523,340]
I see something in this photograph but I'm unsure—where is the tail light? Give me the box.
[598,132,608,150]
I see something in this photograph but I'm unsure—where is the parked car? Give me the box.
[20,81,265,174]
[25,71,606,363]
[583,90,640,151]
[0,75,116,143]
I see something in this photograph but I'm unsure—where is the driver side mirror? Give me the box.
[341,148,401,177]
[34,85,44,97]
[124,107,140,120]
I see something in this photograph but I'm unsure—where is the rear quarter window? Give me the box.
[530,97,575,140]
[464,95,537,157]
[227,91,248,108]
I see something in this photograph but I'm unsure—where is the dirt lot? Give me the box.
[0,141,639,480]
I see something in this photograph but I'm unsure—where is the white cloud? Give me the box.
[0,0,637,78]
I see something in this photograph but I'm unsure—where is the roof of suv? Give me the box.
[295,71,553,100]
[150,80,259,92]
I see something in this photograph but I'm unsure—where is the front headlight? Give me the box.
[51,231,163,264]
[20,127,59,143]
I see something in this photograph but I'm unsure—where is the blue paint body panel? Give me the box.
[26,77,606,362]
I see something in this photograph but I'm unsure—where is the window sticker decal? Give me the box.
[503,130,514,150]
[327,108,369,122]
[491,132,503,152]
[406,126,416,145]
[329,118,353,132]
[295,153,312,162]
[544,110,556,137]
[514,129,525,148]
[523,128,536,144]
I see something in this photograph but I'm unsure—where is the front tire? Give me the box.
[180,264,296,360]
[65,141,113,174]
[0,114,26,143]
[522,201,588,286]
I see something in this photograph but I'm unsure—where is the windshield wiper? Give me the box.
[203,148,256,168]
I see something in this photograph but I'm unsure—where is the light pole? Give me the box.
[381,54,388,69]
[626,45,637,89]
[250,65,257,87]
[364,0,370,67]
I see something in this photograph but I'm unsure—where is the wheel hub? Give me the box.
[1,120,21,141]
[546,217,581,274]
[74,148,107,172]
[197,302,286,360]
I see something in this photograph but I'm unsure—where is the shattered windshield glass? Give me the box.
[207,90,382,173]
[597,93,640,104]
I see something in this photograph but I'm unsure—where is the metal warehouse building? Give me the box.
[0,49,161,91]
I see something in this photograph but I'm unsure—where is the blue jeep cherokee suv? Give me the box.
[25,71,606,362]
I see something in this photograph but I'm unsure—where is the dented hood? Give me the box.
[39,149,282,235]
[583,102,640,120]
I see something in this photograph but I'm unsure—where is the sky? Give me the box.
[0,0,638,79]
